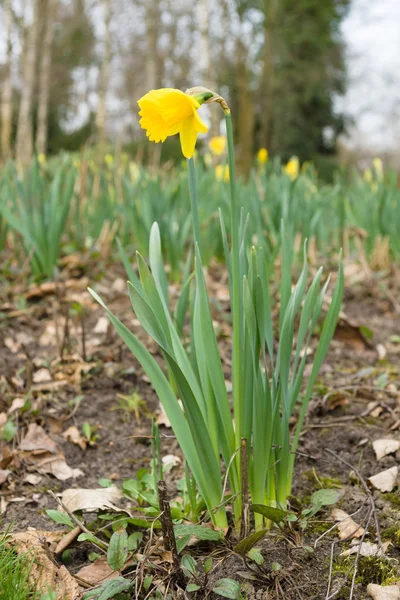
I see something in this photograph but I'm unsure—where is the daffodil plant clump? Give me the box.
[90,86,344,532]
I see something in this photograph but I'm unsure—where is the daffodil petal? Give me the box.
[179,116,198,159]
[193,110,208,134]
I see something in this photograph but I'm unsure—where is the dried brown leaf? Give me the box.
[10,530,80,599]
[62,426,87,450]
[373,439,400,461]
[368,466,398,492]
[332,508,365,539]
[61,487,123,513]
[19,424,58,454]
[367,583,400,599]
[75,556,119,585]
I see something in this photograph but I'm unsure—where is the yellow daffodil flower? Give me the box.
[216,164,229,182]
[38,153,46,166]
[138,88,208,159]
[105,153,114,166]
[257,148,268,164]
[373,158,383,180]
[209,136,226,156]
[285,156,299,180]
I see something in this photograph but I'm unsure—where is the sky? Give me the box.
[340,0,400,151]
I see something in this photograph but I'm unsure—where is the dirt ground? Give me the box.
[0,259,399,599]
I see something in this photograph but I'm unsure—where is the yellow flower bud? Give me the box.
[257,148,268,164]
[284,156,299,180]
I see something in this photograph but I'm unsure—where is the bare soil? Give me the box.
[0,262,399,599]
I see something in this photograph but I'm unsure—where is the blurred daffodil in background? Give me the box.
[215,164,229,182]
[373,157,383,180]
[138,88,209,159]
[209,135,226,156]
[105,153,114,167]
[285,156,299,180]
[257,147,268,164]
[38,153,47,166]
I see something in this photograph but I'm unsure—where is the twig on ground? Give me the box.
[325,448,383,554]
[157,480,184,586]
[349,510,373,600]
[49,490,107,552]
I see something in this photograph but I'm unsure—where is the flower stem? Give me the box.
[225,111,242,525]
[187,158,201,252]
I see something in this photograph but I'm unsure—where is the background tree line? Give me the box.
[0,0,350,175]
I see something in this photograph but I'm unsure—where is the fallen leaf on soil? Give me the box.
[333,312,373,351]
[376,344,387,360]
[19,423,58,454]
[368,466,398,492]
[94,316,109,333]
[0,469,11,485]
[61,486,123,513]
[0,412,7,428]
[0,445,15,469]
[62,426,87,450]
[331,508,365,539]
[341,541,390,557]
[23,473,43,485]
[373,439,400,461]
[155,404,171,428]
[8,397,26,413]
[34,454,84,481]
[75,556,119,585]
[33,368,52,383]
[367,583,400,599]
[39,322,59,346]
[4,337,20,353]
[10,530,80,599]
[162,454,181,468]
[112,278,126,293]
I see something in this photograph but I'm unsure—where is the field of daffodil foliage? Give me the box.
[0,148,398,282]
[1,88,400,600]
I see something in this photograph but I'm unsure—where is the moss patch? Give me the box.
[383,492,400,509]
[333,555,399,586]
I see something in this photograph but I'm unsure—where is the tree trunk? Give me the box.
[145,1,161,167]
[1,0,13,161]
[145,1,159,91]
[36,0,56,155]
[96,0,112,147]
[236,38,254,178]
[260,0,279,151]
[16,0,40,166]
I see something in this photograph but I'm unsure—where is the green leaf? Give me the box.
[45,509,74,529]
[174,524,221,542]
[176,534,191,554]
[310,488,342,508]
[181,554,197,577]
[81,577,133,599]
[186,583,201,592]
[204,557,213,574]
[250,504,287,524]
[247,547,264,565]
[107,528,128,571]
[127,532,143,551]
[234,529,268,556]
[212,578,241,599]
[77,533,98,544]
[2,419,16,442]
[98,478,113,488]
